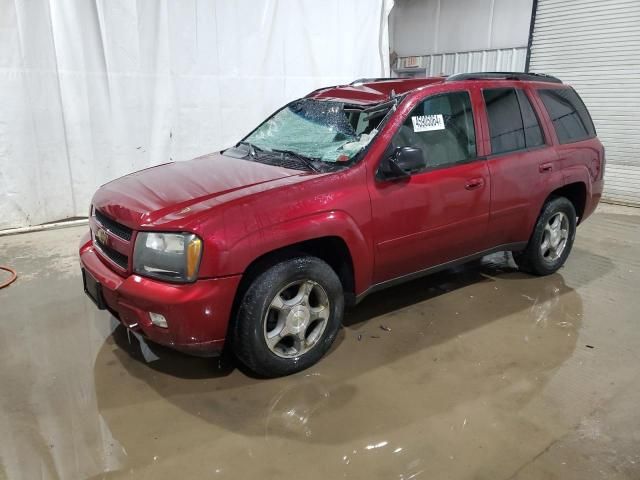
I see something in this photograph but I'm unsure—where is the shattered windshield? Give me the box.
[242,99,387,165]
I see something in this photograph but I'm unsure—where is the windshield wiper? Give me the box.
[237,141,319,172]
[271,148,320,173]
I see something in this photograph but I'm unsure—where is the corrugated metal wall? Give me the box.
[396,47,527,77]
[529,0,640,206]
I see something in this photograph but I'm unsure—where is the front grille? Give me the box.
[95,240,129,269]
[95,210,133,241]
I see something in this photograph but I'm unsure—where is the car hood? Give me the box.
[92,153,302,228]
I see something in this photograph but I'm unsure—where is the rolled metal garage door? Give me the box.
[528,0,640,206]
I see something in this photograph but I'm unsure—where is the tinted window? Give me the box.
[483,88,526,154]
[516,89,545,148]
[392,91,476,169]
[539,88,596,144]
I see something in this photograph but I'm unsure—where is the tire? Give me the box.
[514,196,577,276]
[233,256,344,377]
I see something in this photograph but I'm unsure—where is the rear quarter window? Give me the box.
[538,88,596,144]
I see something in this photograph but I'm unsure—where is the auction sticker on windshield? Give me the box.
[411,114,445,132]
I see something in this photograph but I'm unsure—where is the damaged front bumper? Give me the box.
[79,234,241,357]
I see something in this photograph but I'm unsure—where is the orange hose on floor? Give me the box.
[0,266,17,289]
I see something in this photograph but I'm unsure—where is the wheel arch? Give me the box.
[236,235,356,303]
[220,209,372,291]
[546,181,587,223]
[226,234,358,352]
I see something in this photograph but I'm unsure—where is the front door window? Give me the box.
[392,91,477,170]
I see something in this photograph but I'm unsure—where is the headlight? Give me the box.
[133,232,203,283]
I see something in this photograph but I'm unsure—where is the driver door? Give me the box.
[368,89,491,284]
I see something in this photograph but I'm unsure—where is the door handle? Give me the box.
[539,162,553,173]
[465,178,484,190]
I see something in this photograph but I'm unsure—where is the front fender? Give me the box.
[218,210,373,295]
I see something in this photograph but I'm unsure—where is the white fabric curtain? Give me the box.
[0,0,393,230]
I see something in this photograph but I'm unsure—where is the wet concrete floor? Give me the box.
[1,203,639,479]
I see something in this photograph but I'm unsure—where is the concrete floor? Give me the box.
[0,204,639,480]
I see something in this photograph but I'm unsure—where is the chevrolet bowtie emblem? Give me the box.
[95,227,108,245]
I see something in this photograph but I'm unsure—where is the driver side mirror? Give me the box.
[377,146,426,180]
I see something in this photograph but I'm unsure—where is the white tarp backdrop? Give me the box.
[0,0,393,230]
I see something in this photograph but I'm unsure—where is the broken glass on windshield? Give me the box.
[244,99,386,164]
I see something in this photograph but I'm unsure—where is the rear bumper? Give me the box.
[79,235,241,356]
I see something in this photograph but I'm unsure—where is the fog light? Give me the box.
[149,312,168,328]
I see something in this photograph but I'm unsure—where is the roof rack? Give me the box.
[446,72,562,84]
[349,77,398,86]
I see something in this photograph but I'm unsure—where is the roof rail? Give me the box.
[350,77,398,86]
[446,72,562,84]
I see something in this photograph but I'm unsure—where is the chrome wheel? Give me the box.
[264,280,331,358]
[540,212,569,263]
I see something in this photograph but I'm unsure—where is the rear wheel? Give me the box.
[233,256,344,377]
[514,197,576,276]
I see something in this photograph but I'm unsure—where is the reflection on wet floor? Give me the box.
[1,205,640,479]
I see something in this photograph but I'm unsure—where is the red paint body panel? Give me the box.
[80,77,603,355]
[92,153,302,229]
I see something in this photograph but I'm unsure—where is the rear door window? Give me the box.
[483,88,546,155]
[539,88,596,144]
[483,88,526,155]
[516,89,545,148]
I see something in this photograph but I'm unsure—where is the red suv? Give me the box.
[80,72,604,377]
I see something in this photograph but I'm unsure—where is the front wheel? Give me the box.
[233,256,344,377]
[514,197,577,276]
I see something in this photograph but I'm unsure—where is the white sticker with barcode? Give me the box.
[411,114,445,132]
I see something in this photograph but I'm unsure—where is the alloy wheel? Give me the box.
[540,211,570,263]
[263,280,331,358]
